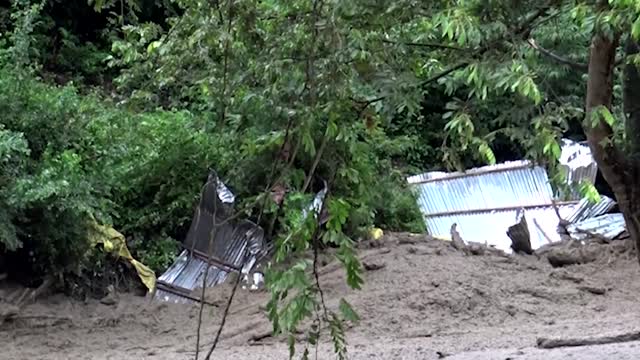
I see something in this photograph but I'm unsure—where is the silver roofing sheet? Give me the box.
[155,250,231,304]
[411,162,554,216]
[564,195,616,223]
[407,139,601,252]
[424,205,575,252]
[567,213,626,241]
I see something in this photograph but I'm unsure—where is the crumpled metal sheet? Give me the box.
[302,179,328,222]
[559,139,598,188]
[567,213,626,241]
[564,195,617,223]
[557,139,599,199]
[153,171,265,304]
[155,250,230,304]
[154,173,330,304]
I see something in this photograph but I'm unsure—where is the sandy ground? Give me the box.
[3,233,640,360]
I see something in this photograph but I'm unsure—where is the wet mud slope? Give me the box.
[3,233,640,359]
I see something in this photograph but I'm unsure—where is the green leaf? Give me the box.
[339,298,360,323]
[478,142,496,165]
[579,180,601,204]
[590,106,616,127]
[302,131,316,156]
[632,16,640,40]
[147,40,161,54]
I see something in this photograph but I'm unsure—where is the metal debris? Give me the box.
[407,139,604,252]
[154,171,265,304]
[566,213,626,242]
[302,179,328,223]
[154,173,329,304]
[408,160,575,252]
[563,196,616,224]
[558,139,598,199]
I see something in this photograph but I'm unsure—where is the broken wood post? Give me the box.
[507,209,533,254]
[450,223,469,254]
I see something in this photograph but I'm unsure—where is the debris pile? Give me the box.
[153,171,267,304]
[407,139,629,257]
[154,172,328,304]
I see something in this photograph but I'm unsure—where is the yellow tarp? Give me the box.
[88,220,156,293]
[369,227,384,240]
[433,235,451,242]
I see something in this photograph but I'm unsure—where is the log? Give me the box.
[1,276,54,325]
[537,331,640,349]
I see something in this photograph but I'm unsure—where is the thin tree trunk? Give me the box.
[621,37,640,262]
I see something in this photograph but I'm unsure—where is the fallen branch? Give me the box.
[537,331,640,349]
[1,276,55,325]
[380,38,465,51]
[14,276,54,308]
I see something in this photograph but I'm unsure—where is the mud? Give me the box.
[3,233,640,359]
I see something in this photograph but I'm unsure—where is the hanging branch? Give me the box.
[302,132,328,193]
[203,271,243,360]
[380,38,464,51]
[527,38,588,72]
[219,0,235,123]
[194,190,218,360]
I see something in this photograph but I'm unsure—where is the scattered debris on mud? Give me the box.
[3,232,640,360]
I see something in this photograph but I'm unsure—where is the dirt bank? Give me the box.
[3,233,640,359]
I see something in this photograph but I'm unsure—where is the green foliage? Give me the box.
[128,235,179,274]
[579,180,601,204]
[0,65,237,274]
[0,127,29,251]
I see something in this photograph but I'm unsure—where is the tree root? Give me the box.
[537,331,640,349]
[1,276,54,325]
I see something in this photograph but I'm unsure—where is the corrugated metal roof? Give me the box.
[566,213,626,241]
[422,205,576,252]
[407,139,599,252]
[411,162,554,215]
[564,195,617,223]
[155,250,231,304]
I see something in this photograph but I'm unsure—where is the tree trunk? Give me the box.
[621,38,640,262]
[583,32,640,264]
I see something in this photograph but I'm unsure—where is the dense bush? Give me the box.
[0,64,424,278]
[0,66,219,276]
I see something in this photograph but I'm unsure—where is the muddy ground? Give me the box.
[3,233,640,359]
